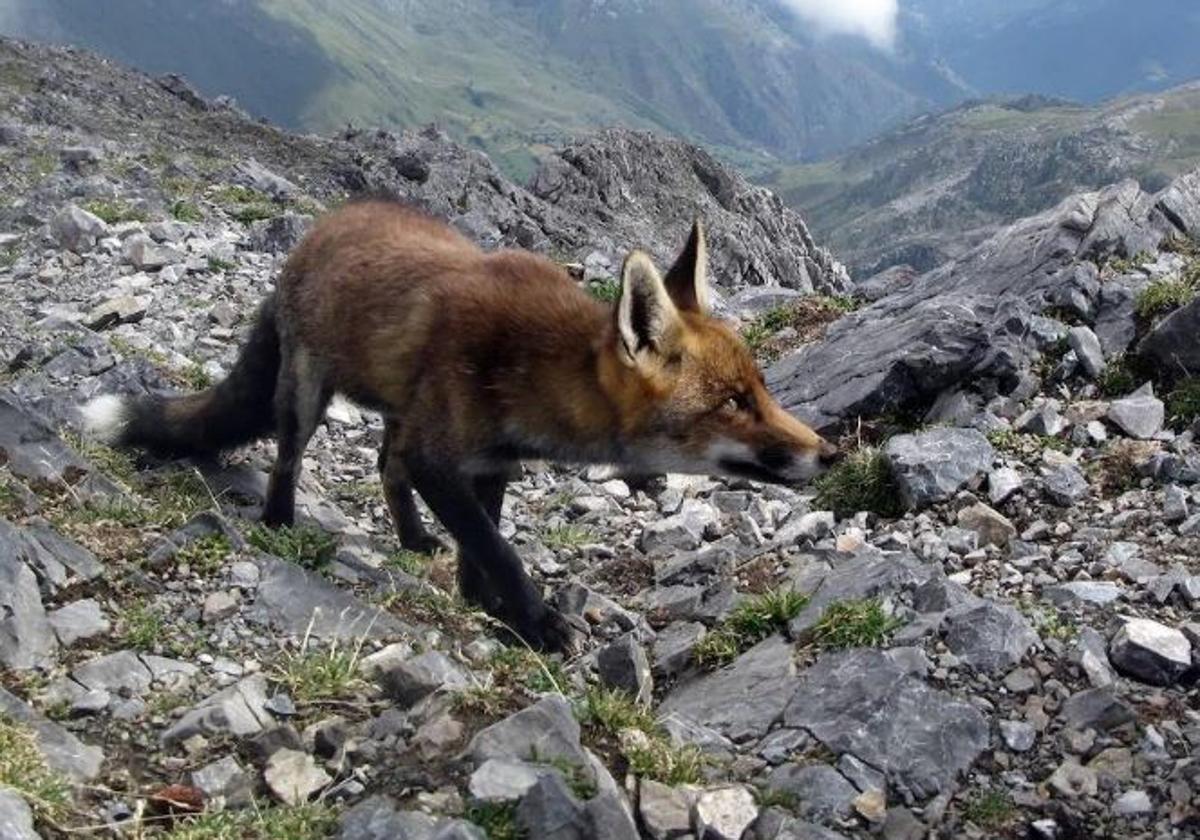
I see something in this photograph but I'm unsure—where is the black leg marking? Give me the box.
[262,353,329,528]
[379,421,445,554]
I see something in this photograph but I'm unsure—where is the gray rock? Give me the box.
[1108,618,1192,686]
[787,549,936,638]
[1112,790,1153,817]
[764,764,857,818]
[956,503,1016,548]
[782,649,988,799]
[0,549,56,670]
[597,634,653,704]
[46,599,109,646]
[660,635,797,742]
[1164,484,1190,524]
[1048,760,1097,798]
[999,720,1036,752]
[692,785,758,840]
[0,395,102,487]
[191,755,252,806]
[1043,465,1090,506]
[1107,383,1165,439]
[468,759,549,803]
[337,795,482,840]
[122,234,183,270]
[162,674,272,745]
[0,687,104,780]
[638,778,694,840]
[0,788,39,840]
[467,695,587,766]
[1067,326,1105,379]
[250,212,314,254]
[235,158,299,199]
[988,467,1023,504]
[1073,627,1118,688]
[377,651,470,707]
[640,500,719,553]
[651,621,705,679]
[883,428,994,510]
[85,295,146,330]
[1138,296,1200,377]
[1059,687,1135,731]
[264,748,331,806]
[515,773,586,840]
[50,204,107,252]
[1015,403,1067,436]
[942,603,1038,672]
[1044,581,1124,607]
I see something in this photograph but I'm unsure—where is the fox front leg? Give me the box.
[402,453,574,653]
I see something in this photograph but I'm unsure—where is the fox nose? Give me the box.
[818,440,842,467]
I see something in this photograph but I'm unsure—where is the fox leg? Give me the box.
[402,453,573,652]
[378,421,446,554]
[451,471,511,611]
[262,350,330,527]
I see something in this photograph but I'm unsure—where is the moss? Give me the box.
[174,534,232,575]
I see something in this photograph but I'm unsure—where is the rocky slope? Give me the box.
[2,35,1200,840]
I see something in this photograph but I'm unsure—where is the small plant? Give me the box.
[623,735,705,786]
[1167,378,1200,428]
[273,624,367,704]
[1088,440,1148,497]
[142,468,217,528]
[578,685,656,734]
[212,184,277,225]
[1135,275,1197,320]
[385,549,428,576]
[62,428,137,484]
[170,200,204,223]
[694,587,808,668]
[540,524,594,550]
[118,599,166,650]
[207,256,235,273]
[693,629,741,668]
[586,277,621,302]
[1017,600,1076,642]
[543,756,598,800]
[810,598,902,649]
[0,717,72,824]
[247,524,336,570]
[82,198,147,224]
[961,788,1016,830]
[754,785,800,811]
[160,802,336,840]
[742,297,861,361]
[489,647,566,695]
[577,686,706,784]
[1096,354,1138,397]
[176,363,214,390]
[174,534,232,575]
[466,801,524,840]
[813,446,901,518]
[1107,251,1153,274]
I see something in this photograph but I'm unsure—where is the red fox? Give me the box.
[83,199,839,650]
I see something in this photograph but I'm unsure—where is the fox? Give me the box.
[82,199,839,651]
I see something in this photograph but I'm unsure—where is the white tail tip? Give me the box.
[80,394,129,444]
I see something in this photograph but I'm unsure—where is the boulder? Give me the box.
[1108,618,1192,686]
[883,428,994,510]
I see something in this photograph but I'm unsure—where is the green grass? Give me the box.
[1135,274,1198,320]
[81,198,148,224]
[623,735,705,786]
[1107,251,1154,274]
[0,717,72,825]
[170,200,205,223]
[247,524,336,570]
[694,588,808,668]
[578,685,656,733]
[174,534,232,575]
[543,756,598,800]
[488,647,567,695]
[211,184,278,225]
[540,524,594,550]
[810,598,902,649]
[118,599,166,650]
[207,257,235,273]
[466,802,524,840]
[961,788,1016,830]
[586,278,621,303]
[273,636,366,704]
[1096,354,1138,397]
[577,685,704,784]
[813,447,901,518]
[62,429,138,485]
[1167,378,1200,427]
[161,802,336,840]
[385,549,429,576]
[1018,600,1077,642]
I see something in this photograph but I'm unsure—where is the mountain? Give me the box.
[763,84,1200,276]
[0,0,931,176]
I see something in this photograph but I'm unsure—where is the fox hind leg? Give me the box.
[379,420,446,554]
[262,349,330,527]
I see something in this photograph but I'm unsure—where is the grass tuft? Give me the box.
[1096,354,1138,398]
[961,788,1016,830]
[1167,378,1200,428]
[813,447,901,518]
[810,598,902,649]
[174,534,232,575]
[0,717,72,824]
[170,200,204,223]
[578,685,656,733]
[385,549,429,577]
[272,632,367,704]
[160,802,336,840]
[247,524,336,570]
[1135,273,1198,320]
[81,198,147,224]
[586,277,621,303]
[540,524,594,550]
[466,801,524,840]
[488,648,567,695]
[695,587,808,668]
[118,599,166,650]
[623,735,705,786]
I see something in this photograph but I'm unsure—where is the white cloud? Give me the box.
[779,0,900,51]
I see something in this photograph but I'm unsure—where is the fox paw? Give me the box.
[519,607,579,655]
[403,532,448,555]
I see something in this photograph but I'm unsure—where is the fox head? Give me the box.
[599,221,840,485]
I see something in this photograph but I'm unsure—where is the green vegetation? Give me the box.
[207,256,235,273]
[1107,251,1153,274]
[622,733,706,786]
[813,446,902,518]
[0,717,72,825]
[741,296,859,360]
[117,599,166,650]
[540,524,594,550]
[1135,273,1198,320]
[211,184,277,225]
[170,200,205,223]
[273,636,366,703]
[1167,378,1200,428]
[81,198,147,224]
[62,429,137,485]
[161,803,336,840]
[466,801,523,840]
[694,588,808,668]
[543,756,598,800]
[1019,600,1077,642]
[1096,354,1138,397]
[578,685,704,785]
[487,647,567,695]
[961,788,1016,830]
[586,278,621,303]
[810,598,902,649]
[247,524,336,570]
[174,534,232,575]
[385,549,429,577]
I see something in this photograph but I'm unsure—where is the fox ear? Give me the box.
[663,219,710,314]
[617,251,680,364]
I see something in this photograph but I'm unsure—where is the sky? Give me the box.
[780,0,900,50]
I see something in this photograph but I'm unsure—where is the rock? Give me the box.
[1138,297,1200,377]
[201,591,240,624]
[1164,484,1190,523]
[46,599,109,646]
[651,621,705,679]
[789,511,835,542]
[782,649,988,799]
[1043,465,1090,506]
[0,687,104,780]
[376,651,470,706]
[988,467,1023,504]
[597,634,653,704]
[692,785,758,840]
[956,503,1017,548]
[250,212,314,254]
[853,789,887,824]
[264,749,331,806]
[191,755,252,806]
[942,603,1038,672]
[0,549,57,670]
[787,549,936,638]
[1059,687,1135,732]
[1048,760,1097,798]
[467,695,587,767]
[1112,790,1153,817]
[1016,403,1067,436]
[50,204,107,252]
[162,674,272,745]
[1107,383,1165,439]
[515,773,586,840]
[1067,326,1105,378]
[0,395,101,487]
[122,234,183,270]
[0,788,39,840]
[883,428,994,509]
[85,295,146,330]
[764,764,857,818]
[639,779,694,840]
[999,720,1036,752]
[468,759,548,803]
[1108,618,1192,686]
[640,499,719,553]
[235,158,299,199]
[1045,580,1124,606]
[1073,627,1118,688]
[660,636,797,742]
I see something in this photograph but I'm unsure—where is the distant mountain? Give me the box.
[763,84,1200,276]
